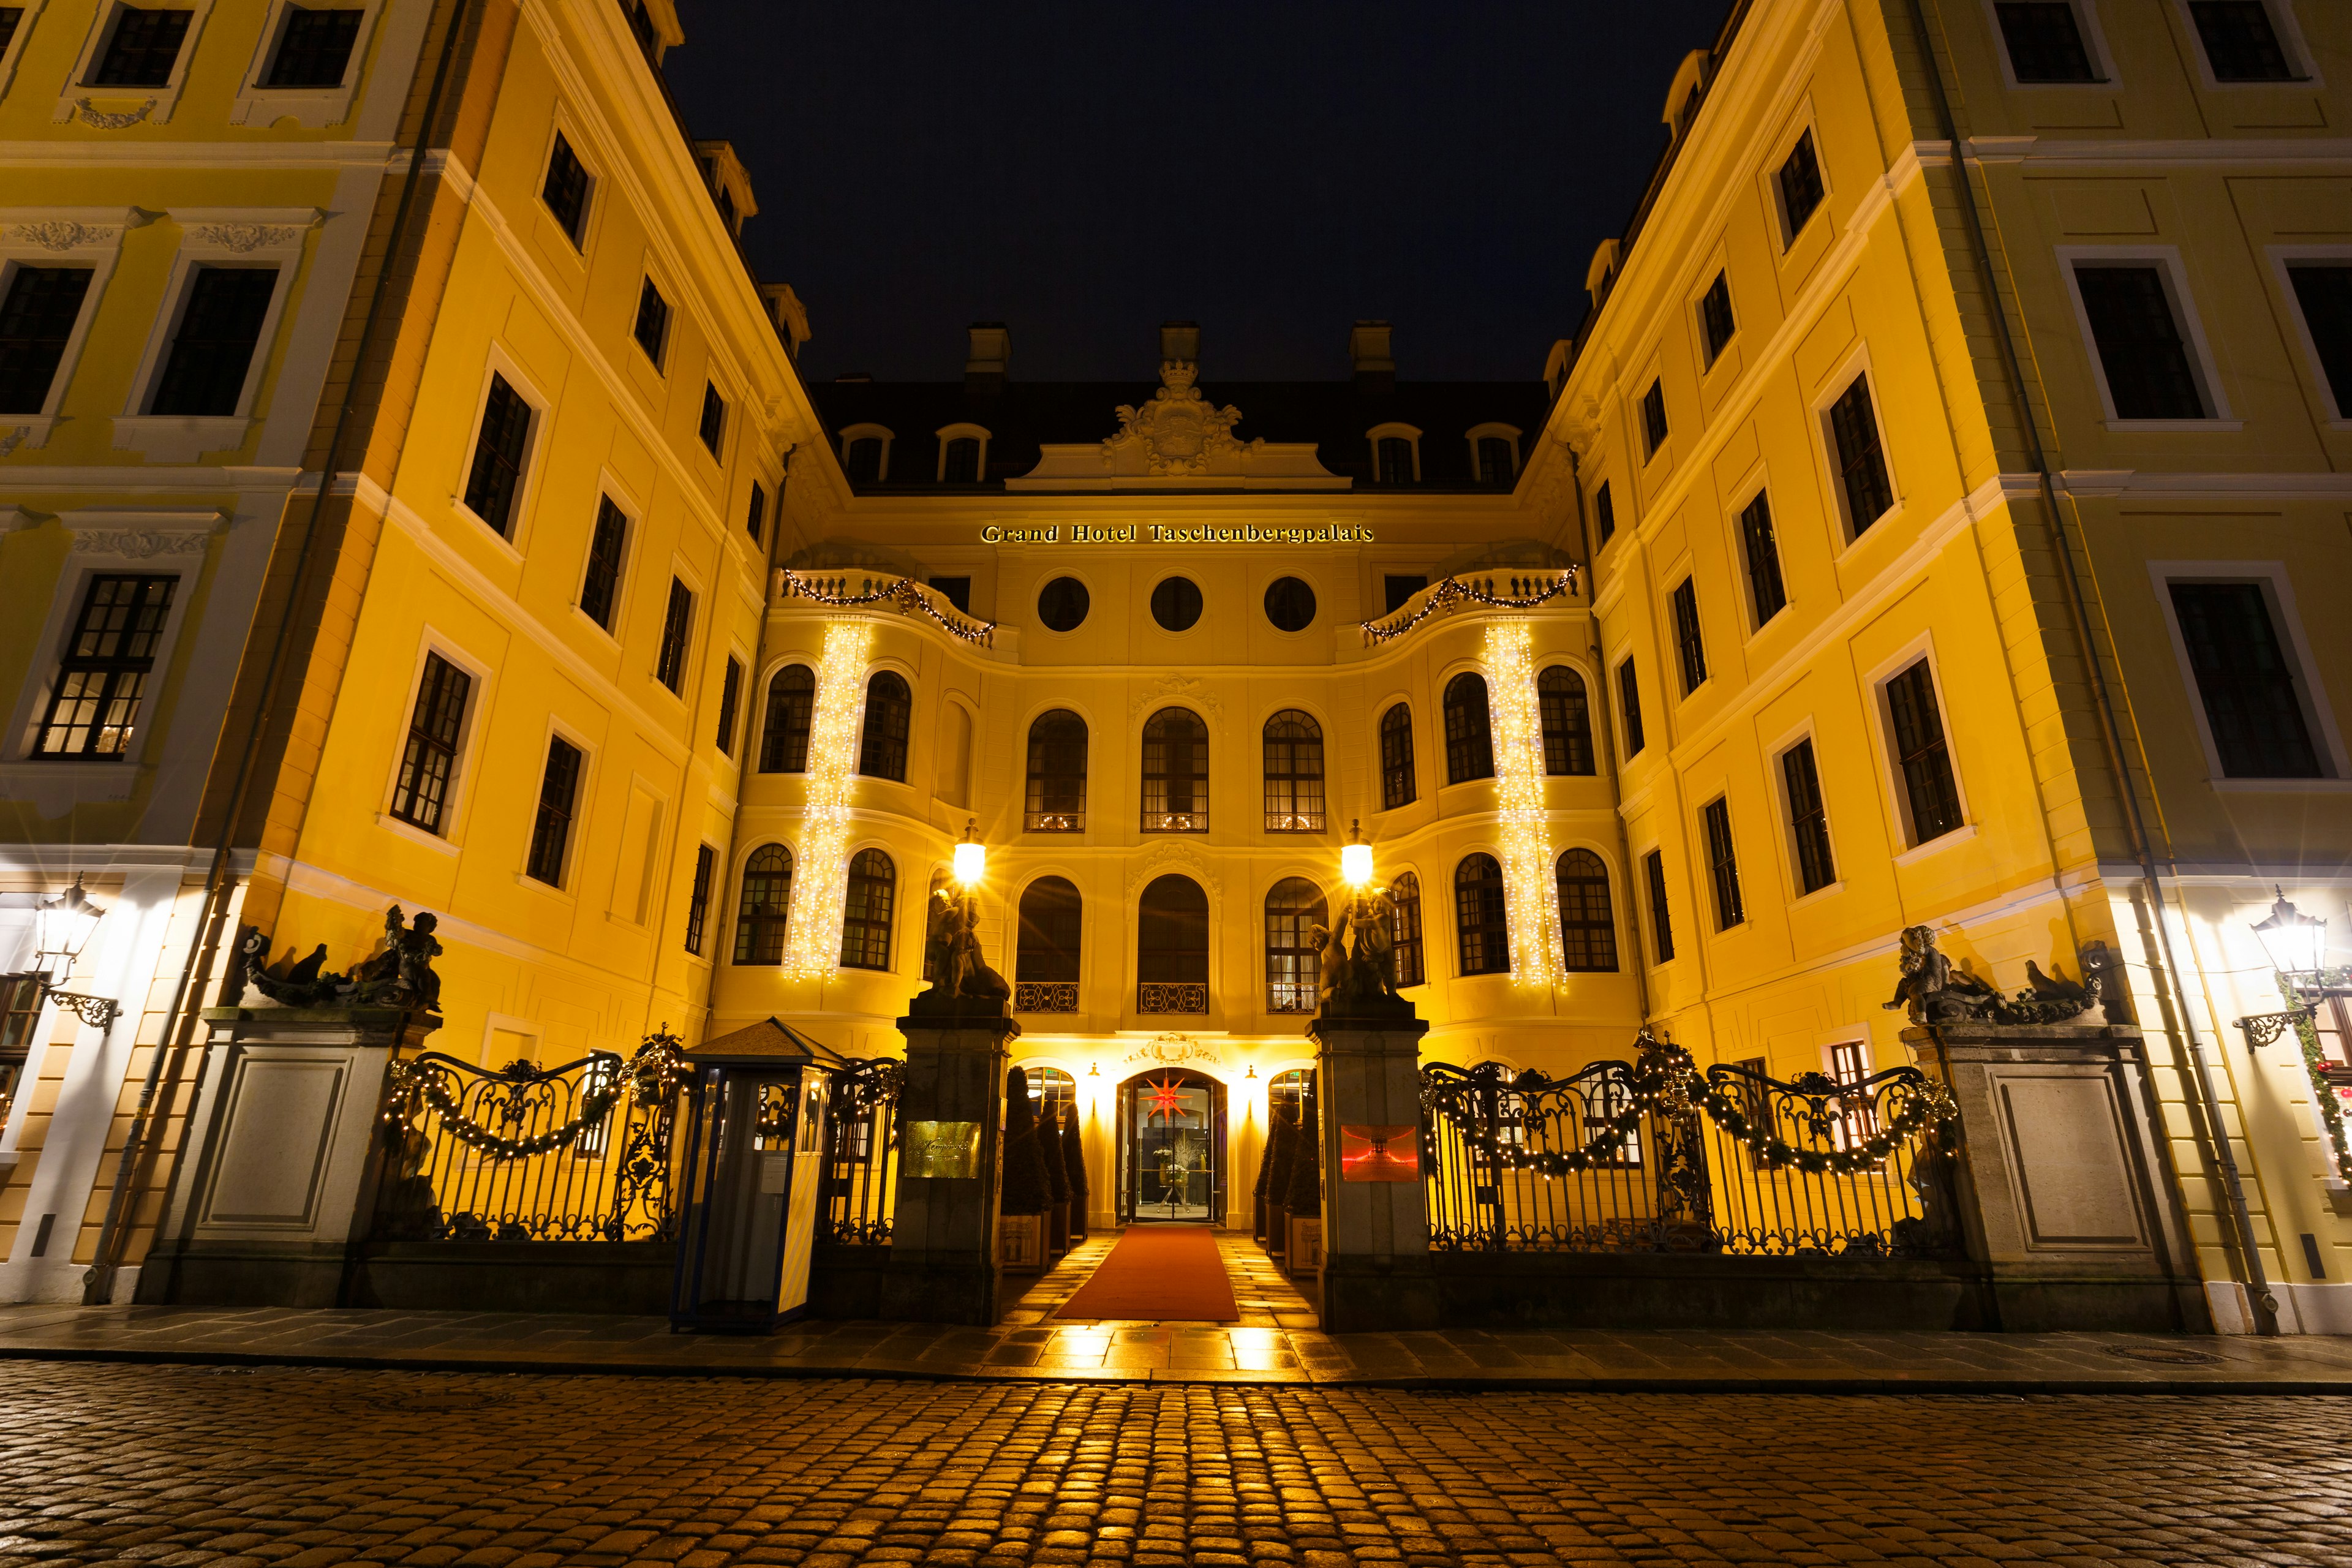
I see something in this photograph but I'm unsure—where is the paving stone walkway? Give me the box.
[1,1362,2349,1567]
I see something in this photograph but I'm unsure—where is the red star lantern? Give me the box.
[1144,1074,1188,1124]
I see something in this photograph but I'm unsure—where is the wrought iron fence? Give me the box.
[1138,982,1208,1014]
[374,1031,689,1243]
[1014,981,1079,1013]
[819,1057,902,1245]
[1420,1042,1959,1258]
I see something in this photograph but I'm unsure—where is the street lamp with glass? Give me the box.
[32,875,119,1031]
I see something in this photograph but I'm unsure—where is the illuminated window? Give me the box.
[1262,709,1325,832]
[732,843,791,965]
[1265,878,1327,1012]
[840,849,895,971]
[1389,871,1425,988]
[1443,673,1493,783]
[759,664,813,772]
[1141,707,1208,832]
[32,575,176,760]
[390,652,470,834]
[1024,709,1087,831]
[858,671,911,781]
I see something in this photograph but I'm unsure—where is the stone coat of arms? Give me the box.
[1105,361,1250,477]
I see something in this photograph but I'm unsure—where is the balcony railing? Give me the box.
[1142,810,1207,833]
[1138,982,1208,1015]
[1015,981,1079,1014]
[1023,811,1083,832]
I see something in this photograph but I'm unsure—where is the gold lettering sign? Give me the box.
[979,524,1376,545]
[903,1120,982,1178]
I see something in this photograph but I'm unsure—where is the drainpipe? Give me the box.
[1899,0,2276,1333]
[81,0,479,1307]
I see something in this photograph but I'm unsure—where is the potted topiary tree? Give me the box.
[1040,1083,1071,1257]
[998,1066,1051,1273]
[1285,1083,1324,1280]
[1061,1104,1088,1243]
[1261,1099,1295,1262]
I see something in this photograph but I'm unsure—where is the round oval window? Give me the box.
[1150,576,1204,632]
[1037,576,1090,632]
[1264,576,1316,632]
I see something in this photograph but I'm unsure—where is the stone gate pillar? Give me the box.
[1311,1004,1439,1332]
[880,998,1017,1324]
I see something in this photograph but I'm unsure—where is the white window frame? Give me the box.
[573,470,643,647]
[0,1,50,102]
[0,207,137,450]
[1980,0,2117,88]
[232,0,385,127]
[2166,0,2320,89]
[1862,632,1977,860]
[1366,422,1423,483]
[1464,422,1523,483]
[1766,716,1844,907]
[935,421,992,483]
[1812,342,1905,548]
[1767,108,1831,254]
[536,113,601,259]
[378,630,494,853]
[2147,560,2351,788]
[115,209,315,462]
[452,344,551,558]
[2057,244,2239,431]
[518,715,596,895]
[55,0,219,126]
[2264,243,2352,427]
[839,422,892,483]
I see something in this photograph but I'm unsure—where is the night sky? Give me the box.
[664,1,1733,385]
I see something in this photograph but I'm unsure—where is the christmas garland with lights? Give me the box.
[1359,568,1578,646]
[385,1028,688,1161]
[778,568,997,645]
[2283,973,2352,1186]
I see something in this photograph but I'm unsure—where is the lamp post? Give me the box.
[953,817,986,891]
[2237,889,2340,1051]
[1340,820,1374,900]
[32,875,118,1031]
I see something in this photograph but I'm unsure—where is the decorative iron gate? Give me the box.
[818,1056,902,1245]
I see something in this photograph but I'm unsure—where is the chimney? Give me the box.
[1350,320,1395,393]
[1159,320,1200,366]
[965,322,1009,393]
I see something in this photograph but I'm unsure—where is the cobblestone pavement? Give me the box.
[1,1362,2348,1567]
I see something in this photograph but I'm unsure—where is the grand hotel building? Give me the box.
[1,0,2350,1332]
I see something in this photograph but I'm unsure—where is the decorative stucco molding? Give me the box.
[75,99,154,129]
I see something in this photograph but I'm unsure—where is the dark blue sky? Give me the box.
[665,1,1733,383]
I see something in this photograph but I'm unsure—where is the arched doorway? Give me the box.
[1116,1069,1226,1224]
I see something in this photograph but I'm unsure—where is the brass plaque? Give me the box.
[904,1120,982,1178]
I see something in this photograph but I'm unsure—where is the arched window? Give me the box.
[1444,673,1494,783]
[1376,435,1416,484]
[1262,709,1325,832]
[1024,1066,1077,1120]
[1264,877,1327,1013]
[1379,704,1416,809]
[840,848,895,970]
[1137,873,1208,1014]
[845,436,886,483]
[858,671,911,781]
[1556,849,1619,973]
[731,843,791,965]
[1025,710,1087,832]
[1141,707,1208,832]
[759,665,813,773]
[1539,666,1595,776]
[1016,875,1082,1012]
[941,436,981,483]
[1389,870,1425,988]
[1455,853,1509,976]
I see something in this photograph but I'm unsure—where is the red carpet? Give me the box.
[1055,1226,1239,1322]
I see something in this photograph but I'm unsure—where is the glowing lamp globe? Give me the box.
[953,818,986,888]
[2252,888,2326,981]
[1341,821,1374,890]
[34,875,106,979]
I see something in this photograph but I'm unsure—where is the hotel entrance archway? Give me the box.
[1116,1069,1226,1224]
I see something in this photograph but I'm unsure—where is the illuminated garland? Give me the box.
[1359,569,1578,646]
[382,1029,687,1161]
[2285,973,2352,1185]
[779,568,996,646]
[1486,621,1564,989]
[782,620,870,979]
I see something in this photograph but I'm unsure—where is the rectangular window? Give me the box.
[2075,264,2207,420]
[541,131,590,246]
[930,576,971,612]
[1702,797,1743,930]
[0,12,24,58]
[1617,658,1646,757]
[1777,130,1825,243]
[526,736,583,886]
[2286,265,2352,415]
[715,655,742,756]
[148,267,277,417]
[579,496,626,630]
[462,372,533,537]
[698,383,725,455]
[1700,272,1736,364]
[1829,375,1894,535]
[1640,379,1668,456]
[390,652,472,834]
[1781,737,1836,895]
[1829,1040,1879,1147]
[2169,581,2323,778]
[1643,848,1675,965]
[655,578,692,694]
[266,5,362,86]
[32,574,176,759]
[0,266,94,413]
[633,277,669,364]
[745,481,767,543]
[1376,435,1415,484]
[1738,491,1787,627]
[1476,435,1515,486]
[2189,1,2294,81]
[1884,658,1964,845]
[684,843,714,956]
[1383,574,1427,614]
[1593,481,1616,545]
[94,6,192,86]
[1670,578,1707,695]
[1996,2,2097,81]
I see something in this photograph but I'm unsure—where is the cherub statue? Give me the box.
[1883,924,2002,1026]
[923,888,1009,1004]
[353,905,445,1011]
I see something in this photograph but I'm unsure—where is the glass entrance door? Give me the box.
[1117,1070,1226,1224]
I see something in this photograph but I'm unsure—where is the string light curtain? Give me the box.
[782,620,872,978]
[1485,620,1565,989]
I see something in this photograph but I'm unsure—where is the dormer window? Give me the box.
[840,424,892,484]
[935,423,990,484]
[624,0,658,60]
[1467,424,1522,488]
[1368,423,1422,484]
[715,186,737,235]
